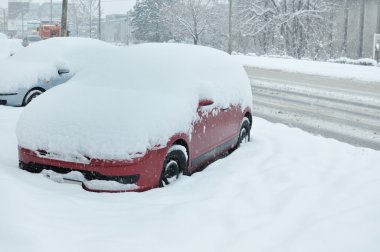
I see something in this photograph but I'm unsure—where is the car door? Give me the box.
[189,100,228,172]
[220,104,242,142]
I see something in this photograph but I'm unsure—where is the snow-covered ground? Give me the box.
[234,55,380,83]
[1,106,379,252]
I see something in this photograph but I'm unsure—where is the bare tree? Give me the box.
[235,0,336,59]
[163,0,216,45]
[75,0,99,38]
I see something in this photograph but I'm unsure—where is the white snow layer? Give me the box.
[17,43,253,160]
[83,180,139,191]
[2,106,380,252]
[0,37,117,92]
[0,32,7,39]
[0,38,22,60]
[234,55,380,83]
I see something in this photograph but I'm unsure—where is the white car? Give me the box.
[0,33,22,59]
[0,37,117,106]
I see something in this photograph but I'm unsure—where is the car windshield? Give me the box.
[28,36,41,42]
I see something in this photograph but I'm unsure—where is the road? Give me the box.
[246,67,380,150]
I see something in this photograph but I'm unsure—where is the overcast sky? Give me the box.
[0,0,136,16]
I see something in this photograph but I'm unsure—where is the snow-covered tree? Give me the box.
[162,0,218,45]
[234,0,336,59]
[130,0,172,42]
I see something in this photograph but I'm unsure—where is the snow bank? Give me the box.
[234,55,380,82]
[0,37,117,92]
[328,57,378,66]
[3,106,380,252]
[83,180,139,191]
[0,32,7,39]
[17,43,253,160]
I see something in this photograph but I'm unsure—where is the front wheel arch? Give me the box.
[22,87,45,106]
[159,144,188,187]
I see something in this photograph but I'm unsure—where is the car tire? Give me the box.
[23,88,45,106]
[238,117,251,147]
[159,145,188,187]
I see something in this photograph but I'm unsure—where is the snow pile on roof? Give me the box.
[0,37,22,60]
[0,37,117,92]
[234,55,380,82]
[17,43,252,160]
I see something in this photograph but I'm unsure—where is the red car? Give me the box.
[17,43,253,192]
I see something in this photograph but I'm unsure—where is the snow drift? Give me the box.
[17,43,253,160]
[234,55,380,82]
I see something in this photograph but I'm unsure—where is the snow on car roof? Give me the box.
[0,37,117,92]
[0,37,22,61]
[17,43,253,160]
[77,43,252,106]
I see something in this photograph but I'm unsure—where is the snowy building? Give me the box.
[38,2,63,22]
[102,14,132,44]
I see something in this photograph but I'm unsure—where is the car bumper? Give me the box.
[18,146,168,192]
[0,92,24,106]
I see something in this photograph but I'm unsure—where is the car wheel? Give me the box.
[238,118,251,146]
[160,145,188,187]
[23,88,45,106]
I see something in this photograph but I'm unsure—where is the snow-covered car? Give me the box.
[22,34,42,47]
[17,43,253,192]
[0,33,22,59]
[0,37,117,106]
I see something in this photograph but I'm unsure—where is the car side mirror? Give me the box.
[198,99,214,107]
[58,68,70,75]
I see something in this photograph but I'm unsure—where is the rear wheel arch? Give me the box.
[244,111,252,128]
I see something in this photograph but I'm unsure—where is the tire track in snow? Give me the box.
[247,67,380,150]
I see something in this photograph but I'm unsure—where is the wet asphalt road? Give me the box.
[246,67,380,150]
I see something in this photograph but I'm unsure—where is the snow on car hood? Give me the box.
[0,37,117,93]
[17,43,253,160]
[0,38,22,60]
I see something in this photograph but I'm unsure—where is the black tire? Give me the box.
[237,118,251,147]
[19,162,43,173]
[23,88,45,106]
[159,145,187,187]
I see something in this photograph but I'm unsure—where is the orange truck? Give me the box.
[39,24,61,39]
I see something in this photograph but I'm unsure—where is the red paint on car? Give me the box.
[18,105,251,192]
